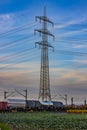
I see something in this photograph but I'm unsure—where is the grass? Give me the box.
[0,112,87,130]
[0,123,11,130]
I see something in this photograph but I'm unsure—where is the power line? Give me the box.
[0,36,40,64]
[54,49,87,56]
[0,47,86,70]
[0,47,35,62]
[36,48,87,56]
[55,39,87,44]
[0,22,37,38]
[1,47,36,68]
[0,35,35,50]
[0,36,28,49]
[0,50,40,70]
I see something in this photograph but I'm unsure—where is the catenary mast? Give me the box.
[34,7,55,102]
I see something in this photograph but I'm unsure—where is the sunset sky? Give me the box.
[0,0,87,104]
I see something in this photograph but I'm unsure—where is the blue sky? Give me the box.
[0,0,87,104]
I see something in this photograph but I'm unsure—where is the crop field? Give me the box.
[0,112,87,130]
[0,122,10,130]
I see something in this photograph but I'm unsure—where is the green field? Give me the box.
[0,112,87,130]
[0,122,11,130]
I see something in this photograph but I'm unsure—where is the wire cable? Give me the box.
[0,22,37,38]
[0,49,40,70]
[0,36,33,49]
[54,49,87,56]
[0,47,35,62]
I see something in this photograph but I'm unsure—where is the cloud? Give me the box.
[0,8,36,34]
[50,68,87,86]
[0,67,40,100]
[73,44,87,49]
[0,67,87,104]
[0,5,86,104]
[72,59,87,65]
[50,67,87,103]
[1,66,86,87]
[0,13,14,32]
[54,17,86,29]
[0,70,39,88]
[54,16,87,40]
[57,59,87,65]
[56,28,87,39]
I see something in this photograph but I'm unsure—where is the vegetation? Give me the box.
[0,123,11,130]
[0,112,87,130]
[67,109,87,113]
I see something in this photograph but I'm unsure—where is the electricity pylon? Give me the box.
[34,7,55,102]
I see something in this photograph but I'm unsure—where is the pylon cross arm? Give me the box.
[34,29,55,40]
[36,16,54,26]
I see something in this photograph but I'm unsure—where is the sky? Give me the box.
[0,0,87,105]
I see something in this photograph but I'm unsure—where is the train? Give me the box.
[0,99,64,112]
[0,101,8,111]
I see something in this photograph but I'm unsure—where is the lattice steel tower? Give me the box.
[34,7,55,102]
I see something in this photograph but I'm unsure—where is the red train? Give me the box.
[0,101,8,111]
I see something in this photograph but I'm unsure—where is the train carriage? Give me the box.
[0,101,8,111]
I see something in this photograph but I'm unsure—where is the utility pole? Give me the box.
[15,89,28,109]
[34,7,55,102]
[4,89,28,109]
[4,91,8,99]
[71,97,74,106]
[65,94,67,107]
[24,89,28,108]
[4,90,15,99]
[59,94,67,106]
[84,99,86,105]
